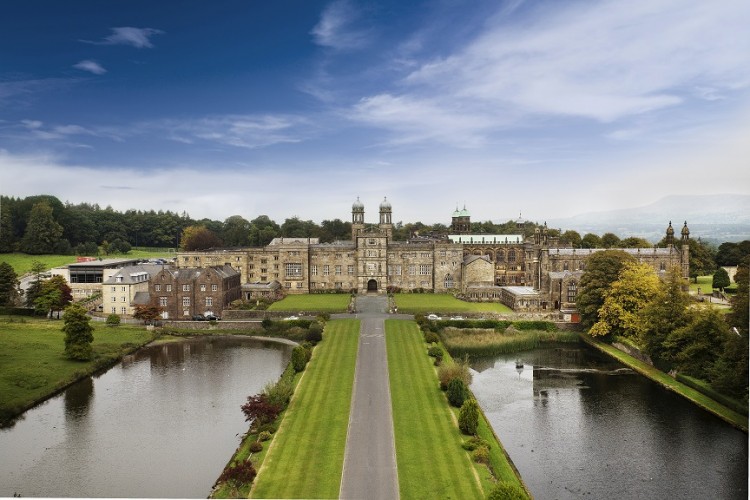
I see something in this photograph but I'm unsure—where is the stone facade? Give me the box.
[149,265,241,319]
[176,200,689,312]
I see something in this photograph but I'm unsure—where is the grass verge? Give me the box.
[267,294,351,313]
[393,293,513,314]
[581,334,748,432]
[0,316,156,424]
[386,319,486,499]
[250,319,359,498]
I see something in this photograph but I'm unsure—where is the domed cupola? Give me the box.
[379,196,392,211]
[379,197,392,226]
[665,221,675,246]
[352,196,365,225]
[681,221,690,242]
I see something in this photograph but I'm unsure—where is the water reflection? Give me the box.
[0,336,292,498]
[471,344,748,500]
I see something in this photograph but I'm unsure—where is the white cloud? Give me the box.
[81,27,164,48]
[73,60,107,75]
[311,0,370,50]
[349,0,750,143]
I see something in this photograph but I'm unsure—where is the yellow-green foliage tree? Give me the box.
[180,225,223,251]
[642,266,691,367]
[590,262,660,344]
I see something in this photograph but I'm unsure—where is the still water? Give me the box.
[471,344,748,500]
[0,336,292,498]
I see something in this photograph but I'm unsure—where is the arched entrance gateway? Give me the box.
[367,279,378,292]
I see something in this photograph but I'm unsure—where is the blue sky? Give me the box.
[1,0,749,225]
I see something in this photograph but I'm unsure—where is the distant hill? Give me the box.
[545,194,750,243]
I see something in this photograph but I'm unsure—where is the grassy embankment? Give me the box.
[393,293,513,314]
[266,294,351,313]
[386,319,528,498]
[249,319,359,498]
[2,249,173,276]
[581,334,748,432]
[0,316,156,424]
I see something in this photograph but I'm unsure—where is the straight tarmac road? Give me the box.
[339,295,400,500]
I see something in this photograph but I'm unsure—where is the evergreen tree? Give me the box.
[0,262,20,306]
[642,266,691,367]
[663,309,729,380]
[20,202,64,254]
[0,202,16,252]
[727,260,749,336]
[62,303,94,360]
[25,260,47,307]
[458,398,479,435]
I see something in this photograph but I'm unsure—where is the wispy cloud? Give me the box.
[0,77,77,107]
[81,27,164,48]
[347,0,750,144]
[156,114,311,149]
[311,0,370,51]
[73,60,107,75]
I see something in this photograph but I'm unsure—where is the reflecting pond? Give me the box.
[471,344,748,500]
[0,336,292,498]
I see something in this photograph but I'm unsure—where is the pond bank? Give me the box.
[580,334,748,432]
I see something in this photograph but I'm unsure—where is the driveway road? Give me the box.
[339,295,400,500]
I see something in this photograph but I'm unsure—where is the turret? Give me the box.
[352,197,365,239]
[379,197,393,238]
[680,221,690,281]
[665,221,675,247]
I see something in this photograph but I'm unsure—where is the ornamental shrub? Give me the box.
[218,461,257,488]
[447,378,468,407]
[424,331,440,344]
[263,378,294,409]
[258,431,272,442]
[256,423,277,434]
[241,394,282,429]
[261,318,273,329]
[306,322,323,343]
[438,361,472,391]
[472,445,490,464]
[462,436,488,451]
[291,345,309,372]
[249,441,263,453]
[105,314,121,327]
[486,481,529,500]
[427,345,443,359]
[458,398,479,435]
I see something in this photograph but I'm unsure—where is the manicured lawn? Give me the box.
[251,319,359,498]
[393,293,513,314]
[581,334,748,432]
[2,249,173,276]
[267,294,351,313]
[0,316,155,423]
[385,320,486,498]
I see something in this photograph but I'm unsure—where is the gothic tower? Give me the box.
[665,221,675,248]
[680,221,690,280]
[451,205,471,234]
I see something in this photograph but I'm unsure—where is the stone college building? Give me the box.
[177,198,690,313]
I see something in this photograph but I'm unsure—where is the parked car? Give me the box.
[449,316,465,321]
[192,314,206,321]
[283,315,299,321]
[427,314,441,321]
[204,314,220,321]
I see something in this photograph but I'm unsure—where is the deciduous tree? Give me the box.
[600,232,621,248]
[576,250,636,330]
[133,302,163,324]
[35,275,73,318]
[180,225,223,251]
[663,308,729,380]
[580,233,601,249]
[589,262,660,343]
[712,267,730,291]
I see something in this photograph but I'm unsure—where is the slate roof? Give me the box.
[501,286,540,296]
[550,247,674,256]
[463,254,491,265]
[102,264,165,285]
[132,291,151,305]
